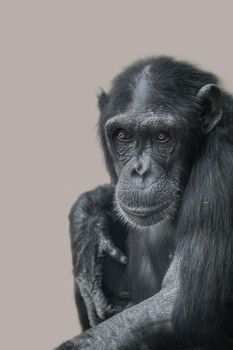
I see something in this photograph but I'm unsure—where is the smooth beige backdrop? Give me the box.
[1,1,233,349]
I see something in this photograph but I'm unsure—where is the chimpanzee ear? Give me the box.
[96,87,109,113]
[197,84,223,134]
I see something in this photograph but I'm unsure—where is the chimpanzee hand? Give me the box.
[69,184,127,326]
[55,257,179,350]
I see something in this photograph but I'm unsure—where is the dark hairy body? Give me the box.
[56,57,233,350]
[104,220,174,306]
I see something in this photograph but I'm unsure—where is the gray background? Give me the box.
[1,1,233,349]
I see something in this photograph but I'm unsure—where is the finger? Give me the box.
[78,284,101,327]
[101,239,128,264]
[105,303,126,318]
[92,286,127,320]
[92,289,109,319]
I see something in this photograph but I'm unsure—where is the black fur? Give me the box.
[56,56,233,350]
[174,99,233,346]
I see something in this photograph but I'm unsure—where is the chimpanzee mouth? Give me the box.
[115,198,177,227]
[119,202,169,218]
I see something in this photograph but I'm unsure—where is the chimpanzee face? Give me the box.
[100,60,223,227]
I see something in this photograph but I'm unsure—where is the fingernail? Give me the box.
[121,256,127,264]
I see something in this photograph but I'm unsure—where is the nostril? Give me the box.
[131,168,136,176]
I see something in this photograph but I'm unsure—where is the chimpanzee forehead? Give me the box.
[130,65,152,110]
[129,64,184,112]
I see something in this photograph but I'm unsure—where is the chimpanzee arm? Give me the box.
[69,184,128,327]
[56,257,180,350]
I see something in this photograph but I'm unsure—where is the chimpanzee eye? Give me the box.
[155,131,170,143]
[114,129,132,142]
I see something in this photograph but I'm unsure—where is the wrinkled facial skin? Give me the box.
[105,112,191,227]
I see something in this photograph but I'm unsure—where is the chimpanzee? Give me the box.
[56,56,233,349]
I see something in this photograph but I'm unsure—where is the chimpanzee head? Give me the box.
[97,57,223,227]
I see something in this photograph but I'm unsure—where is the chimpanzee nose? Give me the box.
[131,157,151,178]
